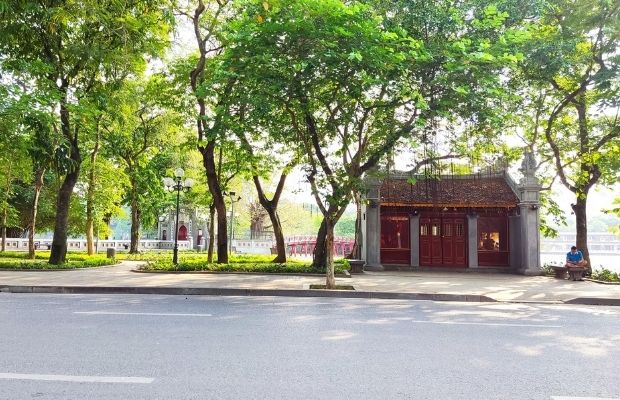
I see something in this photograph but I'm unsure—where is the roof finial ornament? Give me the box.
[519,150,538,185]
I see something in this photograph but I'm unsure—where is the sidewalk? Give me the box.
[1,261,619,305]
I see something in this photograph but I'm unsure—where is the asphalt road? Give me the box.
[0,294,619,400]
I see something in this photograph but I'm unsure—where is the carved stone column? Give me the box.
[467,213,478,269]
[410,213,420,267]
[363,176,383,270]
[517,152,542,275]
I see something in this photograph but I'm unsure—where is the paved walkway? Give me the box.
[1,261,619,304]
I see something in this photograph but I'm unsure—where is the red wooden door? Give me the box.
[419,214,467,268]
[453,218,466,266]
[430,218,442,265]
[420,218,431,265]
[178,225,187,241]
[442,218,454,265]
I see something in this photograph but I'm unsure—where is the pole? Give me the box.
[173,180,181,265]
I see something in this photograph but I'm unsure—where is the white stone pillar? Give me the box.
[365,201,382,270]
[410,214,420,267]
[518,203,540,275]
[467,214,478,269]
[509,215,521,271]
[517,152,542,275]
[363,177,383,270]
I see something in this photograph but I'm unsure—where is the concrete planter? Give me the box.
[348,259,365,274]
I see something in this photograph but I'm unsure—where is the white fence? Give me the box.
[231,239,274,254]
[1,238,191,252]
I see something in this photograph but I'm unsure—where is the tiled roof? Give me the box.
[379,175,519,208]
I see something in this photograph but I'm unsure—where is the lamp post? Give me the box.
[224,191,241,254]
[163,168,194,265]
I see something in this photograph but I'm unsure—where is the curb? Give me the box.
[582,278,620,285]
[0,285,495,303]
[564,297,620,306]
[130,269,352,278]
[2,285,618,306]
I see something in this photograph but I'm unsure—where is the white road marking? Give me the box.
[551,397,620,400]
[74,311,212,317]
[0,373,153,384]
[410,320,562,328]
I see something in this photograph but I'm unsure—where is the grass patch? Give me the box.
[0,251,49,260]
[0,252,116,269]
[309,284,355,290]
[124,252,351,274]
[591,268,620,283]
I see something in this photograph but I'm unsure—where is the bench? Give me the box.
[550,265,567,279]
[566,266,586,281]
[551,265,586,281]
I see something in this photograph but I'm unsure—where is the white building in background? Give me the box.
[541,232,620,255]
[157,207,209,250]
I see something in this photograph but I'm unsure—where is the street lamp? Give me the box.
[224,191,241,254]
[163,168,194,265]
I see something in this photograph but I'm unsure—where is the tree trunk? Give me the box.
[207,203,215,263]
[28,168,45,259]
[313,206,348,270]
[347,191,362,259]
[200,142,227,263]
[1,162,13,252]
[85,198,95,254]
[129,180,140,254]
[216,205,227,262]
[0,208,6,253]
[85,129,100,255]
[571,196,590,274]
[325,218,336,289]
[49,166,80,264]
[252,174,287,263]
[49,88,82,265]
[313,218,328,270]
[265,206,286,263]
[572,98,593,274]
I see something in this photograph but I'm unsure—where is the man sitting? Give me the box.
[565,246,587,268]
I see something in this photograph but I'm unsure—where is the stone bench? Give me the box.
[550,266,568,279]
[566,266,586,281]
[552,265,586,281]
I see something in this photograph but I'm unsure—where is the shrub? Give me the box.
[541,263,555,276]
[0,254,116,269]
[0,251,48,260]
[591,268,620,283]
[142,260,349,274]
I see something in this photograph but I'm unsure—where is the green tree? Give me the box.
[0,83,30,251]
[0,0,172,263]
[519,0,620,270]
[180,0,239,264]
[23,109,60,258]
[222,0,524,287]
[104,76,179,253]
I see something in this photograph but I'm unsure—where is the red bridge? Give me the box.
[286,235,355,257]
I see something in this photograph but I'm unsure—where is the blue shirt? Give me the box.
[566,251,583,263]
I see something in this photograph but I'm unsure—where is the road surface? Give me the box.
[1,294,619,399]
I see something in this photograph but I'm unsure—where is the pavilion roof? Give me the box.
[379,175,520,208]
